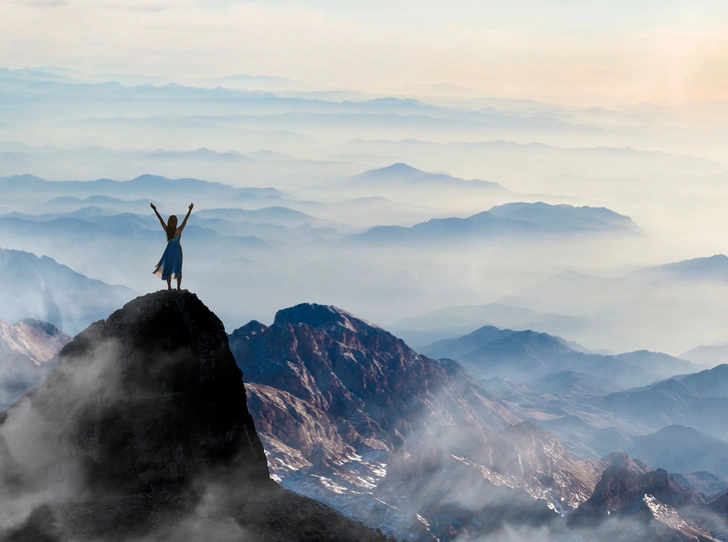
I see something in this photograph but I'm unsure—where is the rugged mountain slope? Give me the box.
[0,318,69,409]
[0,292,388,542]
[670,364,728,398]
[569,454,718,541]
[230,304,604,540]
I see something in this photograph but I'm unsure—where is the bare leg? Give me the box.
[176,276,182,291]
[166,277,172,291]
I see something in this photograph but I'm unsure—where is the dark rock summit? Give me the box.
[0,291,388,542]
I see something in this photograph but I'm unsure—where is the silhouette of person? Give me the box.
[151,202,194,291]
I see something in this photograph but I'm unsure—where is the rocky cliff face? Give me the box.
[230,303,603,540]
[0,292,388,542]
[570,454,718,541]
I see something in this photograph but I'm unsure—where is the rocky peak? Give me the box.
[601,452,652,475]
[272,302,411,353]
[230,319,268,341]
[0,317,71,409]
[0,318,69,366]
[0,292,388,541]
[273,303,365,329]
[1,291,269,501]
[571,454,706,529]
[231,304,516,457]
[230,305,609,539]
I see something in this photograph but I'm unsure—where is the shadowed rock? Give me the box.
[0,291,388,542]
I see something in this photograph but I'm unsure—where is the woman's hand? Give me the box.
[189,203,194,210]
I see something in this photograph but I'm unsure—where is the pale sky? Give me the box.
[2,0,728,105]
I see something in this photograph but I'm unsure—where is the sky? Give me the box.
[2,0,728,105]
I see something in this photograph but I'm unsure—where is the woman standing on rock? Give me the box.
[151,202,193,291]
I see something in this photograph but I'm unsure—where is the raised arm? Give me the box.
[179,203,194,232]
[150,203,166,230]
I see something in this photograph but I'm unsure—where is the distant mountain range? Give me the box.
[682,343,728,367]
[419,326,728,485]
[0,174,289,206]
[376,255,728,355]
[0,204,342,255]
[199,73,303,91]
[391,302,611,350]
[627,254,728,282]
[598,365,728,438]
[627,425,728,479]
[508,255,728,311]
[420,324,694,390]
[494,254,728,353]
[0,248,135,334]
[352,202,639,244]
[348,162,508,192]
[195,206,339,229]
[343,138,723,183]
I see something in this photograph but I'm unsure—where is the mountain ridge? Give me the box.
[352,202,640,245]
[0,291,390,542]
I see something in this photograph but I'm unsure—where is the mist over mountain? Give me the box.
[391,303,609,350]
[199,73,303,91]
[229,303,614,539]
[0,173,289,208]
[421,324,694,390]
[681,343,728,367]
[6,2,728,536]
[596,380,728,443]
[343,138,723,186]
[0,292,389,542]
[353,202,638,245]
[568,458,716,541]
[226,302,728,541]
[348,162,509,193]
[626,426,728,479]
[627,254,728,283]
[672,472,728,499]
[2,289,728,539]
[417,324,728,484]
[0,248,135,334]
[500,255,728,354]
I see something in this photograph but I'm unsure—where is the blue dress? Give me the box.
[153,235,183,280]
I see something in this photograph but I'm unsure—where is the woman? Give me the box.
[151,202,194,291]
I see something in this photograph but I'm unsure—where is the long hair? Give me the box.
[166,215,178,241]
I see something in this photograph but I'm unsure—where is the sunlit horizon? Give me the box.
[3,0,728,106]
